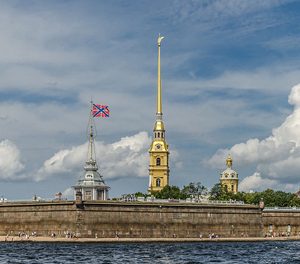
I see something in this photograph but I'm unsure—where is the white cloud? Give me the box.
[239,172,277,192]
[36,131,152,181]
[0,139,24,180]
[207,83,300,191]
[62,187,73,199]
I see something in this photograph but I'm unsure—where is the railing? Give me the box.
[264,207,300,211]
[120,197,245,205]
[0,198,67,203]
[0,197,245,206]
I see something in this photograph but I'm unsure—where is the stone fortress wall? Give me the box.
[262,208,300,236]
[0,200,294,238]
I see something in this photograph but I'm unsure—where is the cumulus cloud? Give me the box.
[36,131,152,181]
[0,140,25,180]
[62,187,74,199]
[238,172,277,192]
[207,83,300,191]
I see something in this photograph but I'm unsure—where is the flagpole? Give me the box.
[87,98,98,162]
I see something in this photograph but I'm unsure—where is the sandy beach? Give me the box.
[1,235,300,243]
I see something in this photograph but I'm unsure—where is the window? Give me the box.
[85,191,92,201]
[156,158,161,166]
[156,178,161,187]
[231,185,234,191]
[158,132,160,138]
[161,132,164,138]
[224,185,228,191]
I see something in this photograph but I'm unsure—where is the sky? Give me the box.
[0,0,300,199]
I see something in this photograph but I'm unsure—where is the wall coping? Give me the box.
[0,200,260,210]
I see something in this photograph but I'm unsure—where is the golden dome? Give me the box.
[153,120,165,131]
[226,154,233,168]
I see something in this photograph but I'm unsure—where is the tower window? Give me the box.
[224,185,228,191]
[156,178,161,187]
[85,191,92,201]
[162,132,164,138]
[156,158,161,166]
[158,132,160,138]
[231,185,234,191]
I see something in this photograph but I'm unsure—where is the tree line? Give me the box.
[134,182,300,207]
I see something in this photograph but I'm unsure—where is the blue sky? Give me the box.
[0,0,300,199]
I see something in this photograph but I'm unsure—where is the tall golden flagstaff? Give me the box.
[148,34,170,193]
[157,34,164,115]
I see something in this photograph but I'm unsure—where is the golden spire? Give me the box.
[148,35,169,193]
[157,34,164,116]
[226,154,233,168]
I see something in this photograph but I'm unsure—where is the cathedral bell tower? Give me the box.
[148,35,170,193]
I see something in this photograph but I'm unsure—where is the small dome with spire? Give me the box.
[73,101,110,200]
[220,154,238,180]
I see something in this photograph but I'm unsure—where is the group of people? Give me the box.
[4,231,37,241]
[207,233,219,239]
[265,232,292,237]
[64,231,79,238]
[50,231,79,238]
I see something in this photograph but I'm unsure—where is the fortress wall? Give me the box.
[262,210,300,236]
[0,201,262,238]
[0,201,77,236]
[83,202,262,238]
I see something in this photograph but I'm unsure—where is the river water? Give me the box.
[0,241,299,263]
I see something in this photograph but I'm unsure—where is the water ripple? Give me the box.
[0,241,299,263]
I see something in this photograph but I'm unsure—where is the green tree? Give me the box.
[134,192,147,198]
[208,185,300,208]
[152,185,188,199]
[288,194,300,207]
[182,182,208,200]
[209,183,233,200]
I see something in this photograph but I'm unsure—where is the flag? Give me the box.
[92,104,110,118]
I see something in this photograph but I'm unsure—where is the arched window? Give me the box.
[224,185,228,191]
[158,132,160,138]
[156,158,161,166]
[231,185,234,191]
[156,178,161,187]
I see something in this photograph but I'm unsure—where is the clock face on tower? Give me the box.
[155,144,161,150]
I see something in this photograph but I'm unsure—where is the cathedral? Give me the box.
[220,155,239,194]
[71,36,240,198]
[148,35,170,193]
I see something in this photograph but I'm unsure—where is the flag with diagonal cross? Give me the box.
[92,104,110,118]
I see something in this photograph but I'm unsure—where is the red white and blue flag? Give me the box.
[92,104,110,118]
